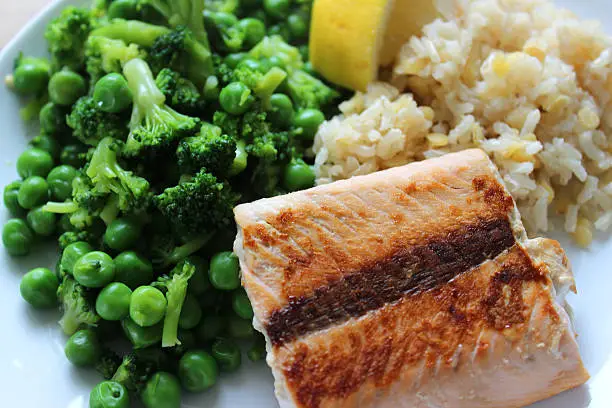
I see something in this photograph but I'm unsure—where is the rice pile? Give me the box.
[313,0,612,247]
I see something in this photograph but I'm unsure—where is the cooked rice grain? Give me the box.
[313,0,612,246]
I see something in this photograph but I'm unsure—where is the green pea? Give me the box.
[303,61,315,75]
[107,0,140,19]
[178,294,202,330]
[39,102,67,135]
[211,338,242,372]
[237,18,266,48]
[178,350,218,392]
[224,53,246,69]
[122,318,163,349]
[268,23,291,42]
[141,372,182,408]
[287,14,308,39]
[17,176,49,210]
[266,55,285,69]
[264,0,291,20]
[2,219,34,256]
[203,75,220,101]
[17,148,54,179]
[195,314,225,342]
[244,0,262,6]
[196,288,222,311]
[47,165,77,201]
[60,144,87,168]
[13,58,50,96]
[283,160,315,191]
[93,73,133,113]
[247,337,266,362]
[48,70,87,106]
[294,108,325,141]
[268,93,294,128]
[237,58,266,74]
[90,381,129,408]
[30,134,60,160]
[58,213,74,233]
[228,315,255,339]
[114,251,154,289]
[229,140,248,177]
[3,181,26,217]
[20,267,59,308]
[209,252,241,290]
[219,82,255,115]
[61,241,93,275]
[298,45,309,61]
[64,329,101,366]
[104,217,141,251]
[73,251,116,288]
[207,11,238,27]
[231,289,254,320]
[96,282,132,321]
[130,286,167,327]
[26,206,56,237]
[177,329,197,350]
[186,256,210,295]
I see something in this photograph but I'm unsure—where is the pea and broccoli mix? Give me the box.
[1,0,344,406]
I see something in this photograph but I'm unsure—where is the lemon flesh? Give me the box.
[310,0,442,92]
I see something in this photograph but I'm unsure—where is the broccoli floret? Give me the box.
[247,36,340,109]
[212,111,240,138]
[148,26,214,87]
[58,230,100,249]
[72,173,109,215]
[85,36,144,85]
[154,169,238,236]
[138,0,211,47]
[45,7,96,71]
[122,59,201,159]
[67,96,129,146]
[86,137,152,215]
[152,260,196,347]
[232,64,287,108]
[111,353,157,393]
[155,68,206,115]
[57,275,100,335]
[286,69,340,110]
[176,122,236,176]
[95,349,122,380]
[248,35,304,70]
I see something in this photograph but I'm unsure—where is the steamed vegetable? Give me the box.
[2,0,342,404]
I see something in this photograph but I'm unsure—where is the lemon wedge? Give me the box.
[310,0,444,92]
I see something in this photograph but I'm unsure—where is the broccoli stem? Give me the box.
[91,20,170,47]
[255,67,287,109]
[160,261,196,347]
[123,58,166,115]
[99,195,120,225]
[43,201,79,214]
[166,233,213,266]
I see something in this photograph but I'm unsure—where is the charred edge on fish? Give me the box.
[266,217,516,346]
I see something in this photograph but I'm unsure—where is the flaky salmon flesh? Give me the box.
[233,149,589,408]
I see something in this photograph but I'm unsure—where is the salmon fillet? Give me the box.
[233,149,589,408]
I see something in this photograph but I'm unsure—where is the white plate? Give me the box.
[0,1,611,407]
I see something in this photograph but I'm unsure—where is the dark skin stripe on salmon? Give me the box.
[265,218,516,346]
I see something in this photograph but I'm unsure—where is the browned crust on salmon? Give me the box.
[276,245,566,408]
[265,217,516,346]
[235,149,519,320]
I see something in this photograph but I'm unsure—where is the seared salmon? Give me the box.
[233,149,589,408]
